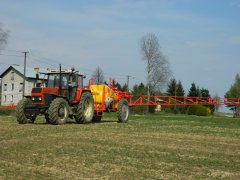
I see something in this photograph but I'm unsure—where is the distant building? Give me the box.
[0,65,43,106]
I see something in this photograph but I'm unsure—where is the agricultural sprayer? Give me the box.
[16,65,130,125]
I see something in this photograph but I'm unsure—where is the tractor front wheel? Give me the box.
[16,98,36,124]
[75,92,94,124]
[117,99,129,123]
[48,98,69,125]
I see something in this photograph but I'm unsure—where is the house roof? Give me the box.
[0,65,45,79]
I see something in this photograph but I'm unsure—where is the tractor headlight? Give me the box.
[32,96,42,102]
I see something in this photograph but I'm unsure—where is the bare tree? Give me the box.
[0,24,8,49]
[140,33,171,103]
[92,66,105,84]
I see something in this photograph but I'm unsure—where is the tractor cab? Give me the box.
[46,68,84,103]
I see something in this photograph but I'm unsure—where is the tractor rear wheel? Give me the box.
[48,98,69,125]
[16,98,36,124]
[117,98,129,123]
[75,91,94,124]
[92,112,102,123]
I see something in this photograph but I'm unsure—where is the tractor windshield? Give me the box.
[47,74,68,88]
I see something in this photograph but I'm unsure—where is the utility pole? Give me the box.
[126,75,135,91]
[174,85,177,111]
[22,51,28,99]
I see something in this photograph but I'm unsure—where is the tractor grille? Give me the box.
[44,94,53,106]
[32,88,42,93]
[32,96,42,103]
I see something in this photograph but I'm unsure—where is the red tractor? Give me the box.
[16,66,130,125]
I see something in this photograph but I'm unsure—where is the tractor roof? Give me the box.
[46,69,84,76]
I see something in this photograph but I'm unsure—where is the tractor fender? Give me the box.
[54,95,69,101]
[24,96,32,99]
[82,89,92,94]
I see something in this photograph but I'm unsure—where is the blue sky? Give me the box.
[0,0,240,101]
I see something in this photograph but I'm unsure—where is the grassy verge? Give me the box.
[0,108,15,116]
[0,113,240,179]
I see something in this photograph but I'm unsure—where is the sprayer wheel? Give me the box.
[117,98,129,123]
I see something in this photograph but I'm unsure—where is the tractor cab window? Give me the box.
[69,74,83,88]
[78,76,83,88]
[47,73,83,89]
[62,75,68,89]
[47,74,68,88]
[48,74,59,88]
[69,74,77,87]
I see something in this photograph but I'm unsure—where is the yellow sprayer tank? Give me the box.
[89,85,118,110]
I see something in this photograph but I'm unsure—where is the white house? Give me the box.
[0,65,42,106]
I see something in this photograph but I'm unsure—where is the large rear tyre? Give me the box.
[117,99,129,123]
[75,92,94,124]
[16,98,36,124]
[48,98,69,125]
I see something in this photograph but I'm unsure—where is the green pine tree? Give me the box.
[188,83,200,97]
[200,88,210,97]
[176,80,185,96]
[167,78,177,96]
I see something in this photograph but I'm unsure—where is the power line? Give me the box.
[127,75,135,89]
[29,52,130,79]
[0,50,135,81]
[28,56,56,67]
[0,62,14,66]
[29,53,127,78]
[29,53,70,68]
[0,48,23,53]
[0,53,23,57]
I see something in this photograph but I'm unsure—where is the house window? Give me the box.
[11,83,14,91]
[19,83,23,92]
[11,71,15,80]
[11,95,13,102]
[4,95,6,102]
[4,84,7,91]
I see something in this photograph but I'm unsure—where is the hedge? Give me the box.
[0,108,16,116]
[187,105,211,116]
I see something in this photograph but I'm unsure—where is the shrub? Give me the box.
[162,106,187,114]
[187,105,211,116]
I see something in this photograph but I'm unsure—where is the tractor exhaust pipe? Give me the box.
[59,64,62,95]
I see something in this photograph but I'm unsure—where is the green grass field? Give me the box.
[0,113,240,179]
